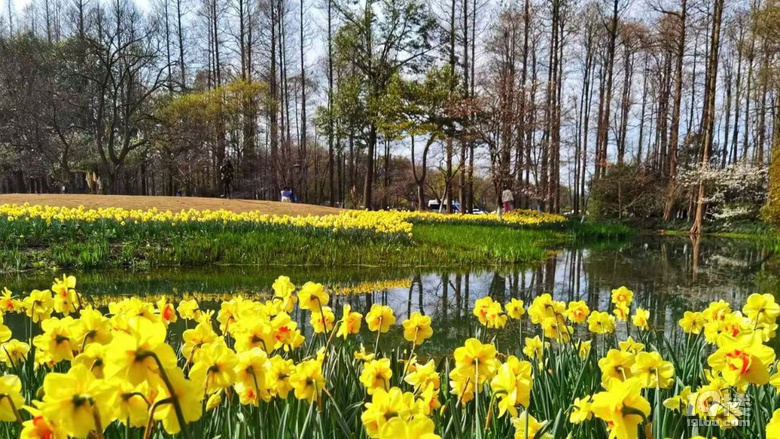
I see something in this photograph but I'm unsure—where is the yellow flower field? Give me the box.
[0,275,776,438]
[0,204,414,238]
[0,203,564,241]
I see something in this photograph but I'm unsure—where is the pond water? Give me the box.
[2,235,778,352]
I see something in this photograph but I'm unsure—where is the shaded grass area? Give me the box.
[411,224,563,263]
[0,217,633,272]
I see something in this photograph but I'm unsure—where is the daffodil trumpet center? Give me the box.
[725,350,751,375]
[55,334,70,345]
[71,394,93,408]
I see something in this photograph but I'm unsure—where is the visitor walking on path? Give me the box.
[219,160,234,199]
[281,187,292,203]
[502,187,514,213]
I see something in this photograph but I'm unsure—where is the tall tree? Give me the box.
[299,0,307,201]
[595,0,624,178]
[76,2,170,193]
[327,0,335,205]
[7,0,13,35]
[661,0,687,221]
[333,0,435,210]
[175,0,186,87]
[690,0,724,235]
[575,2,600,215]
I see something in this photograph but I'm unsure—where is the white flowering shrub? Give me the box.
[679,162,768,222]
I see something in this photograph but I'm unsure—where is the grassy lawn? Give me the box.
[0,195,632,272]
[0,221,631,272]
[411,224,560,263]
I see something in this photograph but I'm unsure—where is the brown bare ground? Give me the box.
[0,194,342,216]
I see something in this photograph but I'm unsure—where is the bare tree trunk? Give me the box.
[722,61,732,168]
[337,148,343,205]
[7,0,13,35]
[617,40,633,165]
[44,0,53,43]
[742,32,756,161]
[691,0,724,236]
[299,0,307,201]
[595,56,607,180]
[552,3,564,213]
[542,1,560,212]
[327,0,335,206]
[659,52,671,172]
[361,2,375,210]
[526,44,538,204]
[773,83,780,154]
[383,138,390,208]
[211,0,225,191]
[176,0,186,87]
[460,0,469,212]
[363,123,376,209]
[237,0,255,192]
[211,0,222,86]
[445,0,456,213]
[579,23,595,215]
[270,0,280,196]
[412,136,434,211]
[280,4,293,189]
[596,0,620,177]
[163,0,173,90]
[663,0,687,221]
[756,40,769,164]
[467,0,476,211]
[636,51,649,164]
[685,31,698,135]
[517,0,530,209]
[731,25,744,164]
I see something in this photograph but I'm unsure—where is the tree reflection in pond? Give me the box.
[2,236,778,352]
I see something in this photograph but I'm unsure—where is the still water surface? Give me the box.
[2,235,777,351]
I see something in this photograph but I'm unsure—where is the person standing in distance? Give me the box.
[219,159,234,199]
[501,186,514,214]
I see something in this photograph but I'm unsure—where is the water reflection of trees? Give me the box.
[4,237,777,353]
[346,237,779,346]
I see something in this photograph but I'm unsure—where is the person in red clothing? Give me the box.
[501,187,514,213]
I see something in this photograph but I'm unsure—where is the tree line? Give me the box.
[0,0,778,224]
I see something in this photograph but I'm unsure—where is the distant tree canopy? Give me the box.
[0,0,778,224]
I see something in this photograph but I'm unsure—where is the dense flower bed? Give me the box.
[0,276,776,438]
[341,208,566,228]
[0,204,565,242]
[0,204,413,238]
